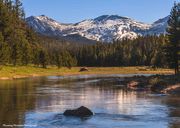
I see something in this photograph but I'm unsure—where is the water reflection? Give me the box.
[162,96,180,128]
[0,78,38,126]
[0,75,179,128]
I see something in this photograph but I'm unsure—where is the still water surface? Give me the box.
[0,74,179,128]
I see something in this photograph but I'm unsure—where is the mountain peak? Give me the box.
[36,15,55,21]
[153,16,169,24]
[94,15,129,22]
[40,14,46,17]
[26,15,54,22]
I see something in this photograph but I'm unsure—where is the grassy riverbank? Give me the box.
[0,65,173,80]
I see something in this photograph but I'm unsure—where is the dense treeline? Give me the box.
[38,35,168,68]
[70,35,168,67]
[0,0,179,73]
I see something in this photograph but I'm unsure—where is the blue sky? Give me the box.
[22,0,179,24]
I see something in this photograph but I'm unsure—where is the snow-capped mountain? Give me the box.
[147,16,169,35]
[26,15,169,42]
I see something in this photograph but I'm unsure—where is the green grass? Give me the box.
[0,65,174,80]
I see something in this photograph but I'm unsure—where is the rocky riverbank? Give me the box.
[121,75,180,94]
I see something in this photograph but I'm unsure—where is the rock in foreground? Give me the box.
[63,106,93,117]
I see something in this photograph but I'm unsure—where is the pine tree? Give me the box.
[166,2,180,74]
[38,49,48,68]
[0,32,9,65]
[54,51,63,68]
[14,0,25,19]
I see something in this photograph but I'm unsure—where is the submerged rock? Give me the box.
[161,85,180,94]
[127,80,148,91]
[127,81,139,89]
[63,106,93,117]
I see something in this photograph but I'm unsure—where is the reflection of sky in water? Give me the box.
[23,75,170,128]
[47,74,154,80]
[0,74,179,128]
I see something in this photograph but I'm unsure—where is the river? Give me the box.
[0,74,179,128]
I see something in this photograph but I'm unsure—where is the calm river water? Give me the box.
[0,74,179,128]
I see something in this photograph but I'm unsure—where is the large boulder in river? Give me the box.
[63,106,93,117]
